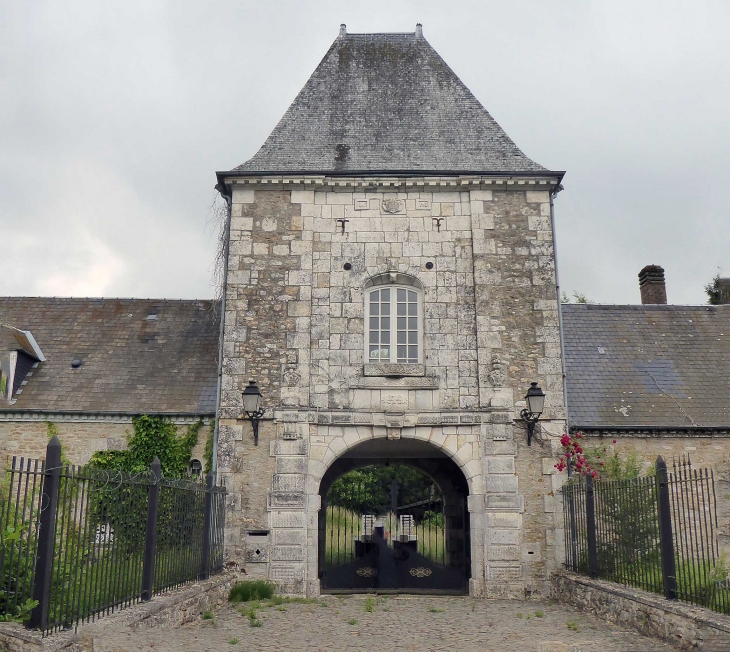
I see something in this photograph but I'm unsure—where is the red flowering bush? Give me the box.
[555,431,600,478]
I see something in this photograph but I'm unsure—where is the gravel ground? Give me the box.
[91,594,678,652]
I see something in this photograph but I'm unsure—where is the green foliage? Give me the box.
[364,596,375,612]
[561,291,593,304]
[88,416,202,477]
[204,421,214,474]
[328,464,433,514]
[705,274,721,305]
[0,525,38,621]
[228,580,275,603]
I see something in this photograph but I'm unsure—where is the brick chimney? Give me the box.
[638,265,667,304]
[718,278,730,304]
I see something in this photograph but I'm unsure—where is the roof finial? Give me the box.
[339,24,347,37]
[415,23,423,38]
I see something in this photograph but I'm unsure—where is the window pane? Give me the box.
[380,317,390,330]
[370,303,379,316]
[397,331,406,344]
[397,288,406,301]
[408,290,417,302]
[408,346,418,360]
[369,332,378,344]
[397,345,407,359]
[397,317,406,330]
[381,289,390,301]
[408,331,418,344]
[397,302,406,315]
[380,347,390,359]
[382,303,390,315]
[369,317,378,330]
[408,317,417,330]
[381,332,390,344]
[408,302,417,316]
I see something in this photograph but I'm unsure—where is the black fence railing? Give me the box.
[562,455,729,615]
[0,436,226,634]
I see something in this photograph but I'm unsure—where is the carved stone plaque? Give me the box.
[381,198,405,214]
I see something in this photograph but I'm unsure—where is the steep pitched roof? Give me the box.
[562,304,730,429]
[231,29,553,175]
[0,298,219,415]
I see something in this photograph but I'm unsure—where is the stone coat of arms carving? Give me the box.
[381,198,405,214]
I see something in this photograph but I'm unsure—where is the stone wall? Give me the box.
[552,570,730,651]
[217,174,567,598]
[0,418,211,469]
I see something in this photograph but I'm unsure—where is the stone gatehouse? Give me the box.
[214,25,568,598]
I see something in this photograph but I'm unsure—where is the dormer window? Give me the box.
[0,326,45,403]
[364,273,423,366]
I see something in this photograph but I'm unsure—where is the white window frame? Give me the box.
[365,285,424,365]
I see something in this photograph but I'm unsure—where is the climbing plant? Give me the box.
[89,415,202,478]
[203,420,214,474]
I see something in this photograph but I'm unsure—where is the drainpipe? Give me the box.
[549,184,569,434]
[211,183,233,480]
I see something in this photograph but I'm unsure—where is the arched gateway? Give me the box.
[318,439,471,593]
[215,25,567,599]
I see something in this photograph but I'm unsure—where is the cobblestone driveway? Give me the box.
[96,595,677,652]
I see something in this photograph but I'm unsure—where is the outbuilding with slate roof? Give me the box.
[0,297,219,465]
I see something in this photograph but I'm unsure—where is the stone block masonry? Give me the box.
[218,175,567,597]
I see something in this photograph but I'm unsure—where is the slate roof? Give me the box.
[0,298,219,415]
[562,304,730,429]
[229,29,555,175]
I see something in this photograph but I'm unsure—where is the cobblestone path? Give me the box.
[96,595,677,652]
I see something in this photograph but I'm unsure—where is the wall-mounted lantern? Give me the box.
[520,382,545,446]
[242,380,266,446]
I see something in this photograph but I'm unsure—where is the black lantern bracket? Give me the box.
[245,406,266,446]
[242,380,266,446]
[520,381,546,447]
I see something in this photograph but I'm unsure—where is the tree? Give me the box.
[705,274,721,305]
[561,291,593,304]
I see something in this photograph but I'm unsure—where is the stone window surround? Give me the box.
[363,272,425,372]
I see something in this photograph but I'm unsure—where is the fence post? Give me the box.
[29,436,62,630]
[141,457,161,601]
[200,472,214,580]
[586,473,598,579]
[656,456,678,600]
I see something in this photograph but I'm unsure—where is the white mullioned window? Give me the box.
[366,286,422,364]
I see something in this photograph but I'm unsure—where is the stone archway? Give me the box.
[300,428,485,597]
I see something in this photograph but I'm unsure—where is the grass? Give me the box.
[324,507,448,566]
[364,596,375,612]
[202,610,214,620]
[347,618,358,625]
[427,605,444,613]
[228,580,275,603]
[566,620,580,631]
[228,638,239,645]
[516,612,522,618]
[534,611,544,618]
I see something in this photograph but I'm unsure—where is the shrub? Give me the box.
[228,580,275,603]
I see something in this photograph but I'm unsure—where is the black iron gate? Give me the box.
[320,465,469,593]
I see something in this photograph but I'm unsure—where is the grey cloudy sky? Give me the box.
[2,1,728,304]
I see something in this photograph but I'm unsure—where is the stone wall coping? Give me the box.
[0,572,238,652]
[552,570,730,647]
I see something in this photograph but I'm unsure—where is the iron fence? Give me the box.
[562,456,729,615]
[0,436,226,634]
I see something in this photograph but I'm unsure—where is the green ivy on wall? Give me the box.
[89,415,203,478]
[203,420,214,474]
